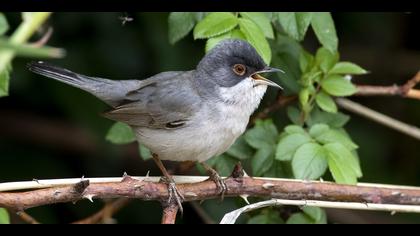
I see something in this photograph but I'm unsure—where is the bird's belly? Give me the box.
[135,116,247,162]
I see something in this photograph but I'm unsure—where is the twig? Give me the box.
[72,198,131,224]
[161,204,179,224]
[220,198,420,224]
[336,98,420,140]
[2,173,420,214]
[355,71,420,100]
[16,211,40,224]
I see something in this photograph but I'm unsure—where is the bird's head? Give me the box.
[196,39,282,89]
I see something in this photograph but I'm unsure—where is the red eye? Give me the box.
[233,64,246,76]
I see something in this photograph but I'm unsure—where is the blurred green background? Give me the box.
[0,12,419,223]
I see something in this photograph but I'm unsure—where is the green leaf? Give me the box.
[307,108,350,128]
[0,38,65,58]
[168,12,196,45]
[239,18,272,64]
[311,13,338,53]
[0,13,9,35]
[302,207,327,224]
[284,125,306,135]
[0,208,9,224]
[276,133,312,161]
[299,88,310,106]
[316,129,358,150]
[106,122,136,144]
[193,12,238,39]
[309,123,330,138]
[205,29,245,53]
[316,91,338,113]
[0,63,11,98]
[212,155,238,177]
[244,119,278,149]
[247,210,284,224]
[286,213,314,224]
[277,12,313,41]
[299,49,315,73]
[252,148,274,176]
[287,106,301,125]
[139,143,152,161]
[315,47,339,73]
[351,150,363,178]
[292,143,328,180]
[262,161,286,178]
[321,75,357,97]
[330,62,368,75]
[240,12,274,39]
[226,135,254,160]
[271,34,302,94]
[325,143,360,184]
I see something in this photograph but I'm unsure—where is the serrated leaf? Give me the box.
[286,213,314,224]
[277,12,313,41]
[138,143,152,160]
[262,161,286,178]
[226,135,254,160]
[106,122,136,144]
[244,119,278,149]
[330,62,368,75]
[351,150,363,178]
[168,12,196,45]
[284,125,306,135]
[252,148,274,176]
[276,133,312,161]
[311,13,338,53]
[321,74,357,97]
[240,12,274,39]
[247,210,284,224]
[309,123,330,138]
[292,143,328,180]
[0,13,9,35]
[325,143,360,184]
[299,49,315,73]
[205,29,245,53]
[239,18,272,64]
[307,108,350,128]
[316,91,338,113]
[316,47,339,73]
[316,129,358,150]
[0,208,9,224]
[193,12,238,39]
[302,207,327,224]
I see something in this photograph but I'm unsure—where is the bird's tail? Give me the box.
[27,61,139,107]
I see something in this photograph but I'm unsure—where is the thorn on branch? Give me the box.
[230,162,245,179]
[73,179,90,195]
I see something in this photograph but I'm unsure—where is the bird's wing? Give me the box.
[103,71,200,129]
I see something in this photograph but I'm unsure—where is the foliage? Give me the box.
[164,12,367,224]
[0,208,9,224]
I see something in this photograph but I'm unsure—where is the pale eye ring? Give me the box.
[233,64,246,76]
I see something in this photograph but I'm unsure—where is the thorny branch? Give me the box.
[2,164,420,224]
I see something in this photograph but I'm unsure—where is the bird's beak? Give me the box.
[251,66,283,89]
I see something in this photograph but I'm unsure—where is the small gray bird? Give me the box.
[28,39,282,212]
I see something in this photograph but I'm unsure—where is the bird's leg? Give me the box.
[201,162,228,201]
[152,154,184,214]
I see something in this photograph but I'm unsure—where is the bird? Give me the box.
[27,39,282,213]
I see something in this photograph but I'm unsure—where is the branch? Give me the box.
[2,173,420,215]
[354,71,420,100]
[161,204,179,224]
[336,98,420,140]
[72,198,131,224]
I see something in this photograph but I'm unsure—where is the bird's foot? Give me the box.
[207,169,228,201]
[160,176,184,214]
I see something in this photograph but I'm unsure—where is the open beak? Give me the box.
[251,66,283,89]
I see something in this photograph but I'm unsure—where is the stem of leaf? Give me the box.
[0,12,52,73]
